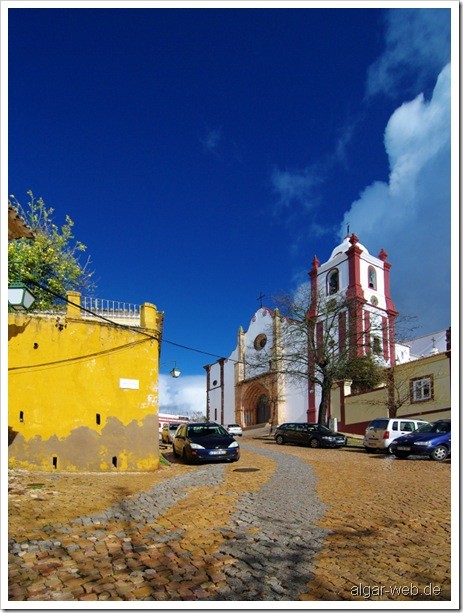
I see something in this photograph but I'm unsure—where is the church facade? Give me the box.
[204,233,399,428]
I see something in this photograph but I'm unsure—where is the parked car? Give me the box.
[172,422,240,464]
[227,424,243,436]
[161,422,182,444]
[274,423,346,448]
[390,419,451,461]
[363,418,428,453]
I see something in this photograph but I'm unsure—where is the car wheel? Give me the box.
[393,452,410,459]
[430,445,449,461]
[275,435,284,445]
[172,445,179,458]
[309,438,320,449]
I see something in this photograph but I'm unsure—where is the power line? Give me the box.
[8,273,238,364]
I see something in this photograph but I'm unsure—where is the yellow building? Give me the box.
[8,292,163,471]
[330,348,451,435]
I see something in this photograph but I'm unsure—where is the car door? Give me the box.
[399,421,415,437]
[283,424,296,444]
[173,424,187,454]
[293,424,307,445]
[304,424,317,445]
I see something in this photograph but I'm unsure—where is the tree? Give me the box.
[8,191,95,310]
[246,287,387,426]
[346,353,387,394]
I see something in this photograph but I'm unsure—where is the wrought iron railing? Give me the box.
[81,297,141,324]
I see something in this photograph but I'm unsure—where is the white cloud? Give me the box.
[340,64,451,333]
[366,9,450,98]
[333,121,357,169]
[271,166,321,211]
[158,373,206,416]
[271,117,358,218]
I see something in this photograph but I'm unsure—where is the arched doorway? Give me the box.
[241,382,272,426]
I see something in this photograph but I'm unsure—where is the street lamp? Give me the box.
[161,361,181,378]
[8,282,36,311]
[170,362,181,378]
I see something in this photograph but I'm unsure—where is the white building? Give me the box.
[204,307,309,428]
[204,234,432,428]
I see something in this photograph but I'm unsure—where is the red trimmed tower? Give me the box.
[345,234,368,357]
[306,234,398,422]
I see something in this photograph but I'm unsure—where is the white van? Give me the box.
[363,418,428,453]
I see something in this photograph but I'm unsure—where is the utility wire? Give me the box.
[9,273,238,363]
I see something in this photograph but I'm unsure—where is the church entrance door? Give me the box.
[241,383,272,427]
[256,394,270,424]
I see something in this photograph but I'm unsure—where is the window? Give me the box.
[392,421,398,431]
[372,336,382,355]
[411,376,433,403]
[327,269,339,295]
[400,422,414,432]
[368,266,377,290]
[367,419,388,429]
[254,334,267,350]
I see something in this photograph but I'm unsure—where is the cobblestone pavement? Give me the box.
[7,431,452,603]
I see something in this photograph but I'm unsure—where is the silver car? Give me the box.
[363,418,428,453]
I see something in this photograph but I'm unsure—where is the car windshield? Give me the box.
[228,424,239,428]
[416,422,450,434]
[317,425,332,433]
[187,425,228,437]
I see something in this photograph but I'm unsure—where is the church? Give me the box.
[204,233,400,429]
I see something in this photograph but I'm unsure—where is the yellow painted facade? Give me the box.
[8,293,163,471]
[330,351,451,434]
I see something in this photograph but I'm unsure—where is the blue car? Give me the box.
[390,419,451,461]
[172,422,240,464]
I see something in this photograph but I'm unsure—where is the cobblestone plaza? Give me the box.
[7,430,452,603]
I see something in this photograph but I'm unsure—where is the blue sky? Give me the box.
[5,2,456,415]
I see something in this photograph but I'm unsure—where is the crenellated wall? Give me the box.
[8,293,163,471]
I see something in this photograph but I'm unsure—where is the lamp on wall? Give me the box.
[8,282,36,311]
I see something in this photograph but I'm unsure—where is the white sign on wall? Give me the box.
[119,378,140,390]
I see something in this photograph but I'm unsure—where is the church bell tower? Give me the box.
[307,234,398,422]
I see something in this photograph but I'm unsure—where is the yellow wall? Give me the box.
[8,294,163,471]
[331,352,451,432]
[331,386,389,426]
[392,353,451,421]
